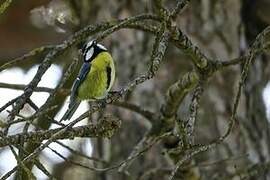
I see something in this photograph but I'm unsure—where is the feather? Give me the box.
[106,66,111,89]
[60,101,81,122]
[60,62,91,121]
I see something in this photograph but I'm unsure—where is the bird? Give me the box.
[61,40,115,121]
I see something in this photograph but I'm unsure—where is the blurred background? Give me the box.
[0,0,270,179]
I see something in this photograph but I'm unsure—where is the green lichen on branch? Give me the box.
[0,0,12,15]
[170,27,209,69]
[161,71,199,118]
[170,0,191,20]
[0,117,121,148]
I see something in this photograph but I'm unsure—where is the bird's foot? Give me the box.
[110,90,123,96]
[96,99,107,109]
[107,90,123,102]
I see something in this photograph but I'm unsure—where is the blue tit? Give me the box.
[61,40,115,121]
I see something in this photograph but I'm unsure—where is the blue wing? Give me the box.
[61,62,91,121]
[69,62,91,108]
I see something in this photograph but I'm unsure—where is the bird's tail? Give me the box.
[60,101,81,122]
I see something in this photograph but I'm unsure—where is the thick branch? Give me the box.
[170,27,209,69]
[0,118,121,148]
[0,82,53,93]
[161,71,199,118]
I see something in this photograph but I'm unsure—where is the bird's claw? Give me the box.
[97,99,107,109]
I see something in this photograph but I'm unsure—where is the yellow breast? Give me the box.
[77,52,115,100]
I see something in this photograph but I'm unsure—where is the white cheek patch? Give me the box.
[85,47,94,61]
[97,44,107,51]
[86,40,94,49]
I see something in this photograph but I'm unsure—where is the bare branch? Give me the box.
[33,160,56,180]
[0,118,121,148]
[185,85,204,145]
[217,40,270,68]
[170,0,191,20]
[55,141,108,164]
[168,143,217,180]
[170,27,210,69]
[161,71,199,118]
[46,144,104,172]
[0,82,53,93]
[227,161,270,180]
[112,101,156,122]
[224,26,270,141]
[118,132,171,173]
[9,145,36,180]
[0,45,55,72]
[0,96,19,113]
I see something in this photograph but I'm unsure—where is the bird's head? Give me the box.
[82,40,107,62]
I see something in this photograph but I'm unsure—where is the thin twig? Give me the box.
[0,82,53,93]
[0,96,19,113]
[186,85,204,145]
[112,101,156,121]
[47,132,170,173]
[0,45,55,72]
[170,0,191,20]
[168,143,216,180]
[118,132,171,173]
[13,143,56,180]
[217,41,270,68]
[55,141,108,164]
[9,145,35,180]
[221,26,270,142]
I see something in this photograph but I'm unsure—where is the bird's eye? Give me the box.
[85,47,94,61]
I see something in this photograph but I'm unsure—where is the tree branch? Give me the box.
[0,0,12,15]
[6,13,160,125]
[0,82,53,93]
[112,101,156,122]
[0,45,55,72]
[0,118,121,148]
[170,0,191,20]
[161,71,199,119]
